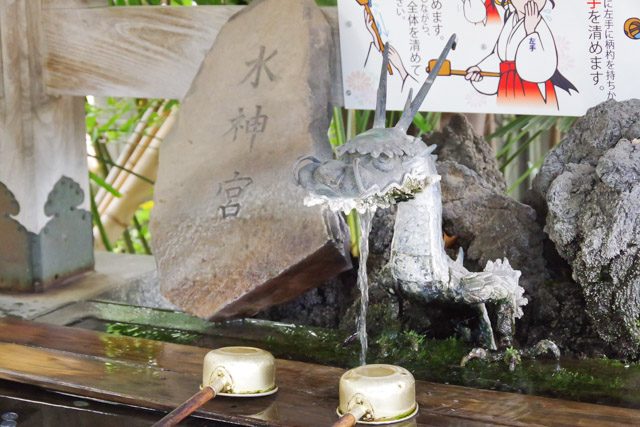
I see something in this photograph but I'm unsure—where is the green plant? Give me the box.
[488,115,576,194]
[504,346,521,367]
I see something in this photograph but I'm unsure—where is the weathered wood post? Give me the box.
[0,0,93,292]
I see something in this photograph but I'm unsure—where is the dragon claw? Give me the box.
[460,347,488,366]
[461,339,560,371]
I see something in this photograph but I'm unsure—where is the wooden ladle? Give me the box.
[153,346,277,426]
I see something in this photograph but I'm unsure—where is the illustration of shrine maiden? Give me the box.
[461,0,502,25]
[465,0,576,108]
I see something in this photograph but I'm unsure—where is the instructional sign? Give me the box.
[338,0,640,116]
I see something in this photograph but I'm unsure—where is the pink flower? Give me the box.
[347,71,373,92]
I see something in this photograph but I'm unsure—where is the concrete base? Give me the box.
[0,251,156,319]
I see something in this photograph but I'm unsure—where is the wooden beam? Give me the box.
[42,6,344,104]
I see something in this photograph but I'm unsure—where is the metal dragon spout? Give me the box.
[294,34,558,365]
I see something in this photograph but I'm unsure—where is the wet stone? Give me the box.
[151,0,351,320]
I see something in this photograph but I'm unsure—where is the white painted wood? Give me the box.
[0,0,88,234]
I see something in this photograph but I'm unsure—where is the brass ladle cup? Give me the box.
[153,346,277,426]
[332,364,418,426]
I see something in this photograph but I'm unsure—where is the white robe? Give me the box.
[472,7,558,97]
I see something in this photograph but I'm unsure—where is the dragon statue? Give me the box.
[293,35,558,366]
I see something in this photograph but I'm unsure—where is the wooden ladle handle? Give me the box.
[152,386,216,427]
[331,404,368,427]
[331,413,357,427]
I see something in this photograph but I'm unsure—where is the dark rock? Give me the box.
[533,99,640,357]
[528,279,607,358]
[422,114,546,296]
[425,114,506,192]
[437,161,546,297]
[256,269,356,329]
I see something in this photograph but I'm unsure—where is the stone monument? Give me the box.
[152,0,351,320]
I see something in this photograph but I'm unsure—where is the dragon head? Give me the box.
[293,35,457,213]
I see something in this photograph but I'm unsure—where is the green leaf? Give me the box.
[90,186,113,251]
[88,155,155,185]
[487,115,531,140]
[97,102,132,133]
[496,128,528,160]
[499,130,543,172]
[506,155,545,194]
[89,171,122,198]
[331,107,346,148]
[356,110,372,134]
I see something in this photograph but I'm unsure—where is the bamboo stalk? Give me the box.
[94,102,158,207]
[93,102,177,250]
[96,101,166,216]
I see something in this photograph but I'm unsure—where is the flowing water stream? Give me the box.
[356,208,375,365]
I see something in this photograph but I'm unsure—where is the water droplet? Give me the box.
[73,400,89,407]
[1,421,17,427]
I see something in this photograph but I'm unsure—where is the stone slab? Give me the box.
[151,0,351,320]
[0,252,155,319]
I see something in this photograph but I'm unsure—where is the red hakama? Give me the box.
[497,61,558,107]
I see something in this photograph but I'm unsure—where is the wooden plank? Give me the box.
[0,316,205,375]
[0,318,639,426]
[42,6,344,104]
[42,0,110,9]
[43,6,240,100]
